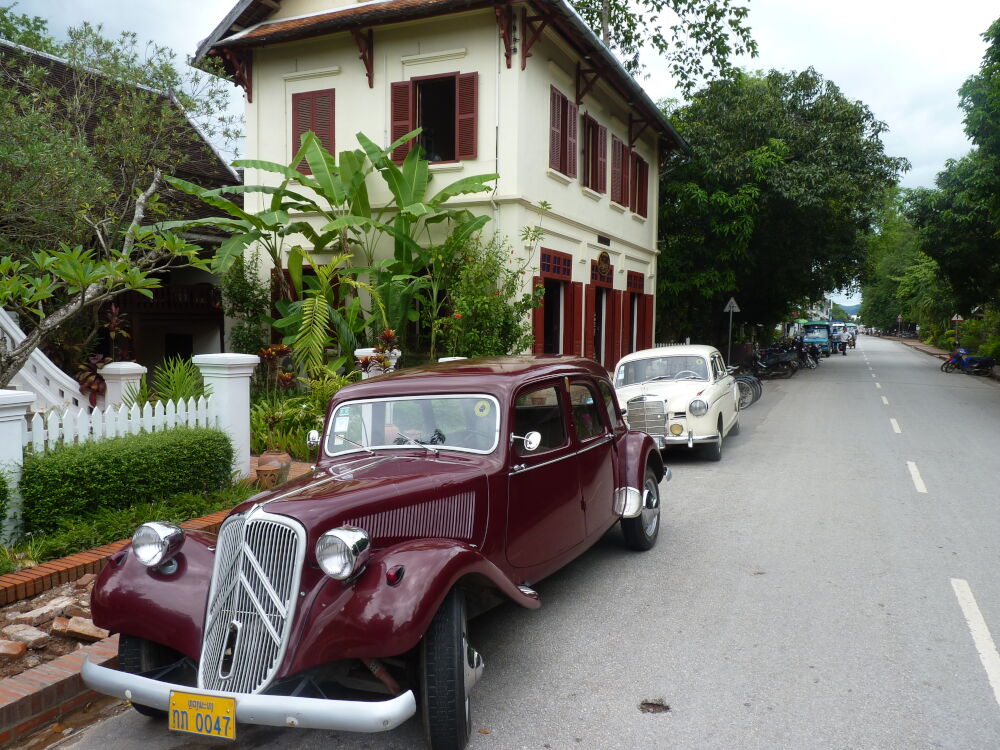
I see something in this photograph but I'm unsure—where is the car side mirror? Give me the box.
[512,431,542,452]
[307,429,321,449]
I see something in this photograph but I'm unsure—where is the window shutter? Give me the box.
[642,294,654,348]
[532,276,545,354]
[566,100,578,178]
[638,158,649,218]
[456,72,478,161]
[611,289,623,363]
[291,90,336,173]
[549,87,562,171]
[611,137,623,204]
[571,281,583,356]
[584,284,597,360]
[390,81,413,164]
[596,125,607,194]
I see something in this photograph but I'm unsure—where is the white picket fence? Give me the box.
[20,396,216,453]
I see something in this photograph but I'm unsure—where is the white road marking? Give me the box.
[876,382,882,389]
[890,418,901,434]
[871,373,877,377]
[951,578,1000,711]
[907,461,927,493]
[881,396,889,405]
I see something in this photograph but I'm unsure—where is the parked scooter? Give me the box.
[941,347,995,375]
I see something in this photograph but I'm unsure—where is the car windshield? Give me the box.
[803,326,828,340]
[325,394,500,455]
[615,355,709,387]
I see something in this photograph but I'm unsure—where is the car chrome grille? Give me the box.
[198,508,306,694]
[626,396,666,437]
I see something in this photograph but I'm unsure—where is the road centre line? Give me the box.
[872,373,877,377]
[890,418,901,434]
[951,578,1000,711]
[881,396,889,405]
[907,461,927,493]
[876,383,882,389]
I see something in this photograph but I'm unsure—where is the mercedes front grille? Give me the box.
[626,396,667,437]
[198,507,306,694]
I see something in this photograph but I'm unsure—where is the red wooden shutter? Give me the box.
[643,294,655,348]
[390,81,413,164]
[596,125,607,194]
[549,87,562,171]
[571,281,583,356]
[584,284,597,360]
[566,100,578,178]
[456,72,478,160]
[611,137,623,204]
[292,90,334,173]
[622,145,632,208]
[532,275,545,354]
[628,151,637,212]
[611,290,623,363]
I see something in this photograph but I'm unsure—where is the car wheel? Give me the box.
[705,420,723,461]
[421,588,482,750]
[621,466,660,551]
[118,635,179,718]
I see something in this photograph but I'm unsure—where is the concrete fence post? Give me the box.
[100,362,147,407]
[193,354,259,479]
[0,389,36,540]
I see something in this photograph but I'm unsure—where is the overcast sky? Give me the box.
[11,0,999,304]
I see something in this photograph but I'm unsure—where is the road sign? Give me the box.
[896,315,903,323]
[951,314,964,322]
[724,297,740,313]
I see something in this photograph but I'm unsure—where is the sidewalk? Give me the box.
[895,337,949,359]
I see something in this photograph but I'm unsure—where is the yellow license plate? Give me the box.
[169,689,236,740]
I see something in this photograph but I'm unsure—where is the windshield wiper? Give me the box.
[339,436,374,455]
[640,375,675,385]
[394,433,439,456]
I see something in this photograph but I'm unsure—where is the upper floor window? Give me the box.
[629,152,650,218]
[611,136,630,206]
[292,89,335,173]
[581,114,607,193]
[548,86,577,178]
[390,72,478,164]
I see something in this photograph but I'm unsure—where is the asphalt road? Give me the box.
[59,337,1000,749]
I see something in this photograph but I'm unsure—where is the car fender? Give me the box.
[90,532,215,661]
[615,430,665,517]
[283,539,539,675]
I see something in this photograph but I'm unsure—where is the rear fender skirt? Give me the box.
[284,540,539,675]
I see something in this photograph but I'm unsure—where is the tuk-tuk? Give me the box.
[802,321,832,357]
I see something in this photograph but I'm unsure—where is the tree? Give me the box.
[570,0,757,94]
[656,68,909,344]
[0,172,210,387]
[0,8,242,386]
[0,9,241,258]
[958,17,1000,223]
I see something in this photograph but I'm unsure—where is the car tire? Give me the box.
[117,635,178,719]
[621,466,660,551]
[705,420,723,461]
[420,588,479,750]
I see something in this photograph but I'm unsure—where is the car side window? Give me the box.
[598,380,624,429]
[513,385,568,456]
[569,381,606,440]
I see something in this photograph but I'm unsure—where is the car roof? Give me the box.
[614,345,720,369]
[331,355,611,405]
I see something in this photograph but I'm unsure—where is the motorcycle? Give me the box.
[941,347,995,375]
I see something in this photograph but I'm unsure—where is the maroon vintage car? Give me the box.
[83,356,668,749]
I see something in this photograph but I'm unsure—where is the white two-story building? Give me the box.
[198,0,684,369]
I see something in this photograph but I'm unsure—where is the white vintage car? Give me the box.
[613,345,740,461]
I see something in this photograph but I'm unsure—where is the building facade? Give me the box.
[199,0,683,369]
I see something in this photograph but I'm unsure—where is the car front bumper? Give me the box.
[82,659,416,733]
[650,431,718,449]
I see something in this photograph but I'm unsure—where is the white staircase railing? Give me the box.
[0,308,83,411]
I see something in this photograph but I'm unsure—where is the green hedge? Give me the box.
[0,470,9,527]
[20,427,233,534]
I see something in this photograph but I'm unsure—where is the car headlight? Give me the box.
[316,526,371,580]
[131,522,185,568]
[688,399,709,417]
